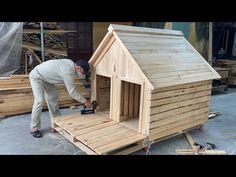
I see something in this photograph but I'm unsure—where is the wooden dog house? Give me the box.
[52,24,220,154]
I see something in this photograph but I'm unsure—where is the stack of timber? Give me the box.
[0,75,89,117]
[23,22,57,30]
[16,22,70,75]
[216,59,236,85]
[212,67,230,92]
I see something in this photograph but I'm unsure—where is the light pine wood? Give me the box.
[51,24,220,151]
[120,80,124,118]
[150,108,209,130]
[123,81,129,120]
[149,118,207,141]
[0,75,89,117]
[128,83,134,119]
[151,90,211,107]
[133,84,140,118]
[150,102,209,122]
[108,24,183,36]
[150,96,210,115]
[52,113,144,155]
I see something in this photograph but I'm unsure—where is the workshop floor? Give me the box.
[0,88,236,155]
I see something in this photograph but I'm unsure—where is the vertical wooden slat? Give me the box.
[133,84,140,118]
[112,77,116,121]
[120,81,124,120]
[138,82,145,133]
[96,75,100,110]
[109,76,114,120]
[90,68,97,102]
[128,83,134,119]
[124,81,129,120]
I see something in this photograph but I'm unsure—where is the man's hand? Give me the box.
[84,99,92,109]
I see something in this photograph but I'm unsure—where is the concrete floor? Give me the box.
[0,88,236,155]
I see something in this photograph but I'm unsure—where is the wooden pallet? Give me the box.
[52,112,145,155]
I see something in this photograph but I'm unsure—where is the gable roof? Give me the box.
[90,24,220,89]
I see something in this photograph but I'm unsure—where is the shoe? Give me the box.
[30,130,42,138]
[51,128,57,133]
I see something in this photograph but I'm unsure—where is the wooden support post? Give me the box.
[24,52,28,74]
[208,22,213,66]
[133,84,140,118]
[139,82,145,133]
[120,81,124,119]
[124,81,129,120]
[128,83,134,119]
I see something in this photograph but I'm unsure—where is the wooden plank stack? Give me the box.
[0,75,89,118]
[216,59,236,85]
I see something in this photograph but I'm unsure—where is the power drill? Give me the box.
[81,100,97,115]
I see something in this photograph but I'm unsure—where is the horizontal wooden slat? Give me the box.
[119,35,185,44]
[150,101,209,122]
[152,75,215,89]
[95,134,145,155]
[151,90,211,107]
[72,121,117,135]
[149,118,207,141]
[152,80,211,93]
[124,42,189,50]
[130,48,194,55]
[141,63,208,73]
[150,96,210,115]
[147,69,211,80]
[149,113,208,136]
[150,107,209,129]
[116,31,183,39]
[88,129,136,149]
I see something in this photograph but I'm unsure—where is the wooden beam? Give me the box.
[128,83,134,119]
[120,80,124,119]
[208,22,213,65]
[108,24,183,36]
[133,84,140,118]
[22,43,67,56]
[23,29,76,34]
[124,81,129,120]
[184,133,196,149]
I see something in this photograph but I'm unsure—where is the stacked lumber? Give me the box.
[23,22,57,30]
[23,33,66,51]
[148,80,212,141]
[15,22,68,75]
[0,75,89,117]
[216,59,236,85]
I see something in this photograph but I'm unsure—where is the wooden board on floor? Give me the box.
[53,111,145,155]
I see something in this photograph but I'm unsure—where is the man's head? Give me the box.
[75,59,90,75]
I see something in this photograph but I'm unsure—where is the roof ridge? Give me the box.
[108,24,183,36]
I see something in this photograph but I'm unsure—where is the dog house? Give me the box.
[53,24,220,154]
